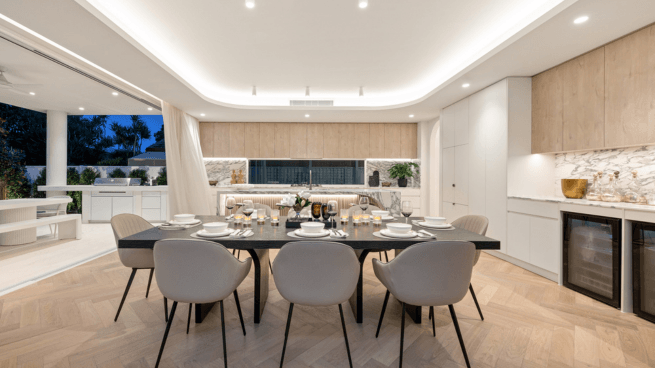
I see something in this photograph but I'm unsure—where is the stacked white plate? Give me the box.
[195,228,235,238]
[168,218,202,226]
[380,229,417,238]
[417,222,453,229]
[294,229,331,238]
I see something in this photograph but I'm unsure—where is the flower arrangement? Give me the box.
[280,191,312,216]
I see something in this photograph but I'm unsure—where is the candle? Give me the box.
[353,210,361,224]
[234,214,243,224]
[362,214,370,224]
[271,210,280,224]
[373,215,382,225]
[244,215,252,226]
[340,209,349,223]
[257,209,266,223]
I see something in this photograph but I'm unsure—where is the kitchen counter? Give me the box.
[38,185,168,192]
[508,195,655,213]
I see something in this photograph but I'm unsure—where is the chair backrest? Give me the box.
[273,241,360,306]
[236,203,272,216]
[110,214,155,245]
[376,241,475,306]
[154,239,252,304]
[348,205,382,216]
[452,215,489,236]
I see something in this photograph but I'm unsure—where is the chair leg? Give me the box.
[376,290,390,338]
[164,297,168,322]
[114,268,137,322]
[48,224,54,235]
[430,306,435,337]
[400,302,406,368]
[338,304,354,368]
[237,250,241,259]
[234,290,246,336]
[232,249,236,255]
[280,303,294,368]
[187,303,193,334]
[469,283,484,321]
[269,260,274,275]
[220,300,228,368]
[448,305,471,368]
[379,251,383,260]
[154,301,177,368]
[146,269,154,298]
[384,251,389,262]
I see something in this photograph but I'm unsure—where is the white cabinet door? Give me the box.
[441,105,455,148]
[452,204,469,223]
[112,197,133,217]
[507,212,530,262]
[529,217,560,274]
[142,209,161,222]
[91,197,112,222]
[442,147,455,203]
[454,145,469,205]
[454,98,469,146]
[142,196,161,209]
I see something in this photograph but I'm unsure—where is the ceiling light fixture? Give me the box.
[245,0,255,9]
[409,114,414,118]
[305,86,310,97]
[201,113,206,117]
[252,86,257,96]
[359,0,368,9]
[112,91,119,96]
[462,83,470,88]
[359,86,364,97]
[29,92,35,95]
[574,15,589,24]
[305,114,310,118]
[79,107,85,111]
[148,107,153,111]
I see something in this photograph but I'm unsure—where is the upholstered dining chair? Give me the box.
[37,195,69,235]
[153,239,251,368]
[236,203,272,216]
[349,205,390,262]
[374,241,476,368]
[111,214,165,322]
[273,241,360,368]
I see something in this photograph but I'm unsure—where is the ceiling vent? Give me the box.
[290,100,334,107]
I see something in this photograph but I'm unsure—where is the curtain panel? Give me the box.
[162,102,211,218]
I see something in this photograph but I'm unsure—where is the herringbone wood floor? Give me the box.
[1,250,654,368]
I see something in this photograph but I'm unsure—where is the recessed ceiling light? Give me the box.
[245,0,255,8]
[112,91,119,96]
[79,107,84,111]
[148,107,153,111]
[201,113,206,117]
[409,114,414,118]
[462,83,470,88]
[305,114,310,118]
[359,0,368,9]
[574,16,589,24]
[29,92,35,95]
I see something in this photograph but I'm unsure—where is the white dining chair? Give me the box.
[349,205,389,262]
[273,241,360,368]
[37,195,69,236]
[153,239,252,368]
[373,241,476,368]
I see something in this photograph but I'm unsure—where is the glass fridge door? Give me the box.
[633,221,655,323]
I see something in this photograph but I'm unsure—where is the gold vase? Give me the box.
[561,179,588,199]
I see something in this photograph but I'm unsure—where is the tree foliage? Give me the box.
[111,115,152,160]
[0,105,47,165]
[129,168,148,185]
[109,168,127,178]
[0,116,30,198]
[67,115,115,165]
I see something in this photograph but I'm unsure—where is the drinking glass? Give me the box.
[401,201,413,223]
[327,200,338,227]
[321,203,330,221]
[312,202,323,222]
[242,202,255,219]
[225,196,236,219]
[359,197,369,214]
[271,209,280,224]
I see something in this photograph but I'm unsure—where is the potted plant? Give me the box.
[388,162,419,188]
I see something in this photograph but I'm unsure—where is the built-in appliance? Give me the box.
[563,212,621,308]
[93,178,141,186]
[632,221,655,323]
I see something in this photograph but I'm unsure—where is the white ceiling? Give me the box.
[0,0,654,122]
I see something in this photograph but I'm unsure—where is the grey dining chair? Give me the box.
[349,205,390,262]
[153,239,252,368]
[37,195,69,235]
[373,241,476,368]
[273,241,360,368]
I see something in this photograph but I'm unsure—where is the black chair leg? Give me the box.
[237,250,241,259]
[269,260,274,274]
[146,269,154,298]
[114,268,137,322]
[430,306,435,337]
[428,306,432,321]
[469,283,484,321]
[187,303,193,334]
[338,304,353,368]
[376,290,390,338]
[379,251,383,260]
[155,301,177,368]
[448,305,471,368]
[220,300,228,368]
[234,290,246,336]
[384,251,389,262]
[280,303,294,368]
[232,249,236,255]
[400,302,406,368]
[164,297,168,322]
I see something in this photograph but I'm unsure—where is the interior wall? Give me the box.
[419,118,440,216]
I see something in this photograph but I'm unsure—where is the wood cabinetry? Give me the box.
[532,23,655,153]
[199,122,418,159]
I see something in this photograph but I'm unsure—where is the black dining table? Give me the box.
[118,215,500,325]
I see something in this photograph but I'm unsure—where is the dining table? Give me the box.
[118,215,501,325]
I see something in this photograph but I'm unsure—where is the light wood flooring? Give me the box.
[1,250,654,368]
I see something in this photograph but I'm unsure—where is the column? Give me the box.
[46,111,67,197]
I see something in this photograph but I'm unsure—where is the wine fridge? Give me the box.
[563,212,621,308]
[633,221,655,323]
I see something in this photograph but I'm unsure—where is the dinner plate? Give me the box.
[294,229,331,238]
[418,222,453,229]
[381,216,396,221]
[195,228,234,238]
[169,219,201,225]
[380,229,418,238]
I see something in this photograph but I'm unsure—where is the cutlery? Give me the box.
[419,230,437,238]
[338,230,347,237]
[232,229,244,237]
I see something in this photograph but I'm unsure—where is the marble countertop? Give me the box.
[39,185,168,192]
[0,197,72,210]
[509,195,655,212]
[213,187,400,194]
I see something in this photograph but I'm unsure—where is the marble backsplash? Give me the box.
[365,159,420,188]
[554,145,655,197]
[204,159,248,185]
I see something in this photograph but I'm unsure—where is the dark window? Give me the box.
[249,160,365,185]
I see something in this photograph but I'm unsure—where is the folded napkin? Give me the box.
[230,229,253,238]
[330,230,349,238]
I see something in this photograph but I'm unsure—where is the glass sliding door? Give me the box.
[633,221,655,323]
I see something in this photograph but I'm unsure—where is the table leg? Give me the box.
[195,302,216,323]
[349,249,370,323]
[248,249,270,323]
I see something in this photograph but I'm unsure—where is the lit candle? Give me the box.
[362,214,370,224]
[234,214,243,224]
[257,209,266,223]
[353,210,361,224]
[340,209,349,223]
[244,215,252,226]
[373,215,382,225]
[271,210,280,224]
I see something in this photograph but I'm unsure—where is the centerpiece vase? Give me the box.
[292,204,303,218]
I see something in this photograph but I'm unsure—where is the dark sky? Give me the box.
[84,114,163,150]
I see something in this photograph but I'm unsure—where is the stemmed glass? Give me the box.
[401,201,413,224]
[327,200,338,228]
[242,201,255,219]
[359,197,369,214]
[225,196,236,220]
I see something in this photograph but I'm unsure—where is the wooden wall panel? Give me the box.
[289,123,308,159]
[199,123,214,157]
[259,123,275,158]
[384,124,401,158]
[605,24,655,148]
[274,123,290,158]
[323,124,340,158]
[245,123,260,158]
[400,124,418,158]
[306,124,324,159]
[338,124,355,158]
[532,66,563,153]
[353,124,370,159]
[369,123,386,158]
[212,123,230,157]
[561,47,605,151]
[229,123,245,157]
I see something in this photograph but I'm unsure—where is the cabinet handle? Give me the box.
[452,184,456,187]
[452,203,455,206]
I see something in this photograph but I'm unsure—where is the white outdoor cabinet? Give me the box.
[90,196,112,222]
[112,197,134,217]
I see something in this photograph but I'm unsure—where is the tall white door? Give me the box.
[442,147,455,203]
[454,98,469,146]
[441,105,455,148]
[454,145,469,205]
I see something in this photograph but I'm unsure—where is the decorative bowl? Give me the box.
[174,214,196,222]
[386,223,412,234]
[561,179,588,199]
[203,222,228,233]
[381,182,392,187]
[424,216,447,225]
[300,222,325,233]
[371,210,390,217]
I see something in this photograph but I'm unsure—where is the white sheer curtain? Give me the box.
[162,101,211,218]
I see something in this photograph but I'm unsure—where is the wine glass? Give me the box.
[225,196,236,219]
[401,201,413,224]
[359,197,369,214]
[242,201,255,219]
[327,200,338,227]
